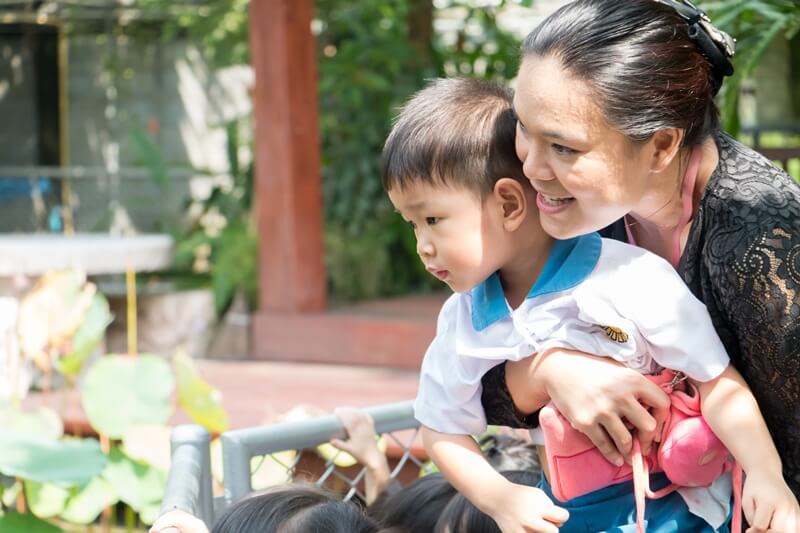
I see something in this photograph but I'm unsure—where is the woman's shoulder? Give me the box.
[706,133,800,213]
[687,134,800,254]
[686,133,800,285]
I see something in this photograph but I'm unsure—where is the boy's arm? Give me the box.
[421,426,568,533]
[695,365,800,531]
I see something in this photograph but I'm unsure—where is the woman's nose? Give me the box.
[519,140,553,183]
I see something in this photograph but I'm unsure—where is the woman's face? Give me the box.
[513,55,655,239]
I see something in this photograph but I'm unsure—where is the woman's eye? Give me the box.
[552,143,577,156]
[426,217,440,226]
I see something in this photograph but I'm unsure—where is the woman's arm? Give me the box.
[692,222,800,502]
[696,365,800,532]
[503,349,670,466]
[421,426,568,533]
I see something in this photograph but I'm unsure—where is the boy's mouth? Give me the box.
[426,267,449,281]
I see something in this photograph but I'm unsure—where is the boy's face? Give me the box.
[388,181,507,293]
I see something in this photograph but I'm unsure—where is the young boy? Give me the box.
[382,78,798,532]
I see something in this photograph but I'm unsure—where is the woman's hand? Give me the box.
[507,349,671,466]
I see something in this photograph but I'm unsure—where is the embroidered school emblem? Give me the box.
[597,325,629,343]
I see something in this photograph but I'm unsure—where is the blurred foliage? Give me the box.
[2,272,230,530]
[138,119,259,317]
[317,0,530,301]
[137,0,531,303]
[701,0,800,135]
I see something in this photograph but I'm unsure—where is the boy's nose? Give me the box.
[417,238,435,258]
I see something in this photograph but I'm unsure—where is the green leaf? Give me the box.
[25,481,70,519]
[129,128,170,193]
[2,479,20,508]
[0,512,63,533]
[56,293,113,377]
[102,448,164,514]
[81,354,175,439]
[59,476,118,525]
[173,351,230,433]
[122,424,173,471]
[0,406,63,440]
[139,501,163,526]
[0,433,106,487]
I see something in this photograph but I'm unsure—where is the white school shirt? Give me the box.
[413,232,732,528]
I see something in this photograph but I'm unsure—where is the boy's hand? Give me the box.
[742,470,800,533]
[489,483,569,533]
[149,509,209,533]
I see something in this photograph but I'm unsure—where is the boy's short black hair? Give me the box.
[382,77,527,198]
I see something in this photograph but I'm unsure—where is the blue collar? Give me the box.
[470,232,602,331]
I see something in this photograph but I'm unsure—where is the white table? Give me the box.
[0,233,173,277]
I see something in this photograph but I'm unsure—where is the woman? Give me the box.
[480,0,800,515]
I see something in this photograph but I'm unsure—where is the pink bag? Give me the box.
[539,369,742,533]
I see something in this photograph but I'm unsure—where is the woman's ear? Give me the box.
[650,128,684,173]
[493,178,527,231]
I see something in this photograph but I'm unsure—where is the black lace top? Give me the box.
[480,133,800,495]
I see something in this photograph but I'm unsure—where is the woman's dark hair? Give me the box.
[210,484,378,533]
[521,0,730,147]
[434,470,539,533]
[369,473,457,533]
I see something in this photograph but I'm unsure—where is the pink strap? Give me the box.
[631,438,743,533]
[623,145,703,268]
[731,463,743,533]
[671,145,703,268]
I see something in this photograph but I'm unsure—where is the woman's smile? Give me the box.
[536,192,575,214]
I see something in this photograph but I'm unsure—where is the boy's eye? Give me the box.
[552,143,577,156]
[425,217,440,226]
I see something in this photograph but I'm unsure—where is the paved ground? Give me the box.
[24,358,420,432]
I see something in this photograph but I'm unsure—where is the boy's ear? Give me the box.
[493,178,527,231]
[649,128,684,173]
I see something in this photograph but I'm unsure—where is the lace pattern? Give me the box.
[681,134,800,495]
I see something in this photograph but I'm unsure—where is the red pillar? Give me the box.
[249,0,327,314]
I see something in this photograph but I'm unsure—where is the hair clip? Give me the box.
[653,0,736,90]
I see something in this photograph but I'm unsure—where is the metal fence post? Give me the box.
[220,431,253,507]
[161,424,214,527]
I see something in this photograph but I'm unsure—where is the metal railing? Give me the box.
[160,425,215,526]
[160,400,421,529]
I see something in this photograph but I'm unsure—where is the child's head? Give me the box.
[382,78,543,294]
[368,472,457,532]
[479,433,541,474]
[211,484,378,533]
[382,77,526,198]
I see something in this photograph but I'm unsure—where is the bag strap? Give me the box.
[631,438,743,532]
